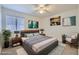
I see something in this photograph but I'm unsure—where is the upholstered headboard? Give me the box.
[20,30,39,37]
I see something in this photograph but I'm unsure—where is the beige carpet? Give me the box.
[1,44,78,55]
[62,45,78,55]
[16,47,28,55]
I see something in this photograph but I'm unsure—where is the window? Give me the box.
[17,17,25,31]
[0,15,1,31]
[6,15,25,31]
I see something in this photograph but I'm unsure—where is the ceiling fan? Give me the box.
[33,4,52,14]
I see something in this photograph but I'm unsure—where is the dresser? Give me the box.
[11,35,22,47]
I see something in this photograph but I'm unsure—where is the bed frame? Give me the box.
[21,30,58,55]
[20,30,39,37]
[22,40,58,55]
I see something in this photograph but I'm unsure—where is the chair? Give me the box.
[62,33,79,48]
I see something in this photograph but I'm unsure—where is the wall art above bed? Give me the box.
[28,20,39,28]
[50,16,61,26]
[62,16,76,26]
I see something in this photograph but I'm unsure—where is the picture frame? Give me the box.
[28,20,39,28]
[50,16,61,26]
[62,16,76,26]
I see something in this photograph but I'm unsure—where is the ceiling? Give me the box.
[2,4,78,17]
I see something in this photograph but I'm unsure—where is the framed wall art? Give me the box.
[50,16,61,26]
[62,16,76,26]
[28,20,39,28]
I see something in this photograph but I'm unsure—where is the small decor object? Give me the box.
[62,16,76,26]
[2,30,11,48]
[40,29,44,34]
[28,20,39,28]
[50,16,61,26]
[14,31,20,37]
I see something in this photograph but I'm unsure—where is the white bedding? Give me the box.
[22,37,29,42]
[66,37,72,43]
[32,38,57,53]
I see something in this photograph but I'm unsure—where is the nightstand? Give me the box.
[11,35,22,47]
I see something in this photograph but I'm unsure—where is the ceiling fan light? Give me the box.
[34,4,51,14]
[39,4,45,7]
[39,10,44,14]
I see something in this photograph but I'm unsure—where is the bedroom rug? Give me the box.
[16,45,65,55]
[16,47,28,55]
[48,44,65,55]
[15,44,78,55]
[1,46,21,55]
[16,44,65,55]
[62,44,78,55]
[1,43,78,55]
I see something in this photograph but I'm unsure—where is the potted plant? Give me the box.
[2,30,11,48]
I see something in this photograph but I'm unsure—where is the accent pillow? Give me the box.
[22,37,29,42]
[27,34,33,37]
[71,34,77,39]
[66,37,72,42]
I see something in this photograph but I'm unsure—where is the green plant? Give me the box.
[2,30,11,41]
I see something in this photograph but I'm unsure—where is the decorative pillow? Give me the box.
[27,34,33,37]
[71,34,77,39]
[66,37,72,43]
[22,37,29,42]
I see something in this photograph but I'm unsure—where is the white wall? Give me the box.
[39,8,79,42]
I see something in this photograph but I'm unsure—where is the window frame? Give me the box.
[6,15,25,31]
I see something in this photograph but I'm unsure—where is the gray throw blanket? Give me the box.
[24,35,51,48]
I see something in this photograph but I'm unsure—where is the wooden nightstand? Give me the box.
[11,35,22,47]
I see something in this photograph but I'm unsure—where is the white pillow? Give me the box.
[71,34,77,39]
[27,34,33,37]
[66,37,72,43]
[22,37,29,42]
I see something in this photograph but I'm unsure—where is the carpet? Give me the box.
[1,46,21,55]
[48,44,65,55]
[16,44,65,55]
[1,43,78,55]
[62,44,78,55]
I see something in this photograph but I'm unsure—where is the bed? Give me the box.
[21,30,58,55]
